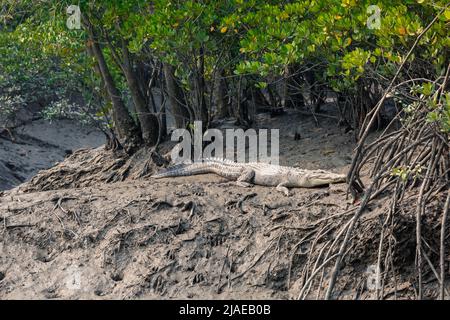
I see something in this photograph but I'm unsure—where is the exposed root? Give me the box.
[16,144,172,193]
[313,61,450,298]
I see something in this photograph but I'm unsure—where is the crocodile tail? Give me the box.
[152,163,190,178]
[151,162,213,178]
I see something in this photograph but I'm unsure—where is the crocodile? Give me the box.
[152,158,346,196]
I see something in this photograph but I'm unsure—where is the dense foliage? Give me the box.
[0,2,102,127]
[1,0,449,138]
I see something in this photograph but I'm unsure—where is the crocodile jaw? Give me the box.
[291,172,347,187]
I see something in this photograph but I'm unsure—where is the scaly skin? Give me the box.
[152,158,346,196]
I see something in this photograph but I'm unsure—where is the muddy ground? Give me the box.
[0,108,447,299]
[0,117,104,190]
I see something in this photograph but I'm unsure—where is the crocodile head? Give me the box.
[289,170,347,187]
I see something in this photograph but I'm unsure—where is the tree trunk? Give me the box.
[197,47,209,125]
[281,65,289,109]
[159,95,167,140]
[235,76,250,127]
[163,63,191,128]
[84,18,141,148]
[214,71,229,119]
[121,39,159,146]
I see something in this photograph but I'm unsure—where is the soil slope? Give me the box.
[1,110,441,300]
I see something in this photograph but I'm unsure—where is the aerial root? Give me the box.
[288,53,450,299]
[317,61,450,299]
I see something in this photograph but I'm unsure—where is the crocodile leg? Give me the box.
[236,168,255,188]
[276,182,290,196]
